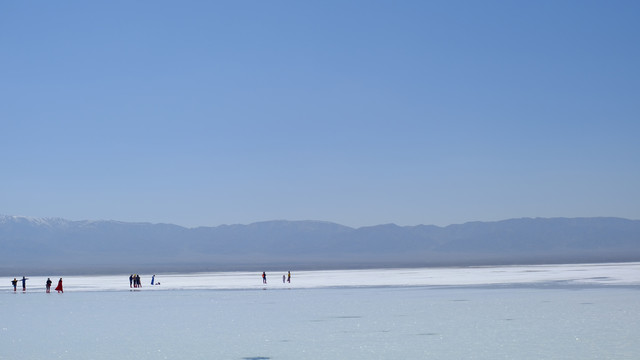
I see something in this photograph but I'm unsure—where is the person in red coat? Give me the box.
[55,278,63,293]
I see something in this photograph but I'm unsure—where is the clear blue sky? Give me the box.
[1,1,639,228]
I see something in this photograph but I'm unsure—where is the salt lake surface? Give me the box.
[2,263,639,359]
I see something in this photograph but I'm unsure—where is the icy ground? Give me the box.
[1,263,639,359]
[4,262,640,293]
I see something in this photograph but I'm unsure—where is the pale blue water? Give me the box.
[1,285,639,359]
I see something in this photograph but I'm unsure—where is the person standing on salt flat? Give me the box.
[11,278,18,292]
[20,276,28,292]
[46,278,52,293]
[262,272,267,284]
[283,275,286,283]
[129,274,133,288]
[55,278,63,293]
[151,275,155,285]
[287,271,291,283]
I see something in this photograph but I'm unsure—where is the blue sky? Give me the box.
[1,1,639,228]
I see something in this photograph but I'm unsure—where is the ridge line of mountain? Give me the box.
[2,214,636,230]
[1,215,639,275]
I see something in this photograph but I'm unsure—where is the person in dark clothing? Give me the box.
[11,278,18,292]
[262,272,267,284]
[129,274,133,288]
[46,278,52,293]
[20,276,28,292]
[287,271,291,283]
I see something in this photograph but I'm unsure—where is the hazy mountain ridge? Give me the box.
[1,215,639,275]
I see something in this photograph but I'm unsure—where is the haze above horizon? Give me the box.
[2,1,639,229]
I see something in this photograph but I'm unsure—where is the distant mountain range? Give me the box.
[1,215,639,275]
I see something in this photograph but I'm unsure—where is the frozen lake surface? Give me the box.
[2,263,639,359]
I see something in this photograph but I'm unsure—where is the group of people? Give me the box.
[129,274,142,288]
[8,272,291,292]
[10,276,63,293]
[129,274,161,288]
[262,271,291,284]
[46,278,64,293]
